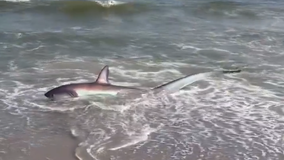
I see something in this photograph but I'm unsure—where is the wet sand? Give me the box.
[0,133,78,160]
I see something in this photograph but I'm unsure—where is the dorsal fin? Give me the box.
[95,65,110,84]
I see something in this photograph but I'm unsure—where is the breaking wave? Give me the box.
[189,1,258,20]
[0,0,152,16]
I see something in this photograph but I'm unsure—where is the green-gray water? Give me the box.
[0,0,284,160]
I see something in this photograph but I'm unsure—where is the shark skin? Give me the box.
[44,65,241,101]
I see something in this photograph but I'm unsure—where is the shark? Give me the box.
[44,65,241,100]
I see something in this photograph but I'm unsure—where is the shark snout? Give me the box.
[44,90,53,98]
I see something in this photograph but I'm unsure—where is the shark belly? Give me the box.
[75,89,119,97]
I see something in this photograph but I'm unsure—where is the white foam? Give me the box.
[173,43,202,51]
[23,99,87,112]
[2,51,284,160]
[109,67,183,83]
[108,124,162,151]
[93,75,281,157]
[8,61,18,71]
[26,45,44,52]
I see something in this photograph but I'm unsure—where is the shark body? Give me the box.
[44,65,241,100]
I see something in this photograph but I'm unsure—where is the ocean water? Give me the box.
[0,0,284,160]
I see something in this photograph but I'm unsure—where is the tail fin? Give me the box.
[152,69,241,93]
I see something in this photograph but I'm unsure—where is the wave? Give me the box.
[0,0,152,16]
[189,1,258,20]
[61,0,150,16]
[2,0,30,2]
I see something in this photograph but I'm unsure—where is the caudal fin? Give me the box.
[152,68,241,93]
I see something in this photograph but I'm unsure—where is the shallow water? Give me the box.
[0,0,284,160]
